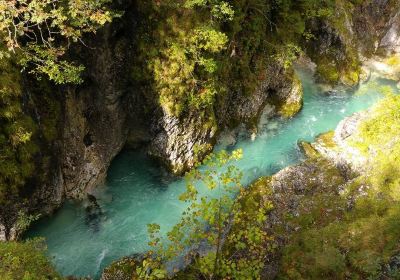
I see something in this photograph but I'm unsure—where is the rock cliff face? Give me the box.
[152,0,400,174]
[218,61,303,129]
[61,28,132,199]
[354,0,400,53]
[149,60,304,175]
[148,109,217,174]
[306,0,400,86]
[380,11,400,54]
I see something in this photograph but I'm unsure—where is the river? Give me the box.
[26,66,399,278]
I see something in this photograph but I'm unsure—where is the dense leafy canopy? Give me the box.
[132,0,340,117]
[0,0,117,83]
[0,54,37,205]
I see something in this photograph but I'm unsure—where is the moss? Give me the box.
[301,159,345,193]
[101,257,138,280]
[298,141,320,159]
[309,0,362,88]
[385,55,400,66]
[279,95,400,279]
[271,71,304,119]
[278,101,303,119]
[316,131,336,149]
[328,0,355,41]
[350,94,400,154]
[314,56,360,87]
[341,68,360,86]
[316,61,340,85]
[349,94,400,199]
[245,177,273,207]
[340,49,362,87]
[280,199,400,279]
[0,239,62,280]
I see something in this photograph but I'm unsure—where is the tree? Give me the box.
[137,149,272,279]
[0,0,118,84]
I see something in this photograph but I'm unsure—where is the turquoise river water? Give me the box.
[26,68,399,278]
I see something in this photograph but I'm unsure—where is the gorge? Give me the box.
[27,65,400,278]
[2,0,400,279]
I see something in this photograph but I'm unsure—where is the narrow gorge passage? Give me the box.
[26,68,399,279]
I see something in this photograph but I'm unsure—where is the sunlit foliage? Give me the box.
[132,0,338,117]
[0,0,118,84]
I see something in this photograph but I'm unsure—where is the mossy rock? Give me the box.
[278,101,303,119]
[316,61,340,85]
[341,69,360,87]
[316,58,360,87]
[274,71,304,119]
[315,131,337,149]
[298,141,320,159]
[101,257,138,280]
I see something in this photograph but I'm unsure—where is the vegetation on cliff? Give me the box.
[0,0,381,211]
[0,53,37,206]
[0,239,62,280]
[131,0,341,118]
[0,0,117,84]
[2,0,400,279]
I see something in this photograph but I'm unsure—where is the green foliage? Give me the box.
[0,239,63,280]
[315,58,340,84]
[0,0,118,84]
[280,205,400,279]
[352,93,400,153]
[134,0,232,116]
[14,211,41,240]
[20,45,85,84]
[184,0,234,21]
[136,150,272,279]
[352,93,400,199]
[0,45,61,221]
[308,0,362,85]
[132,0,336,118]
[0,54,38,204]
[153,26,229,115]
